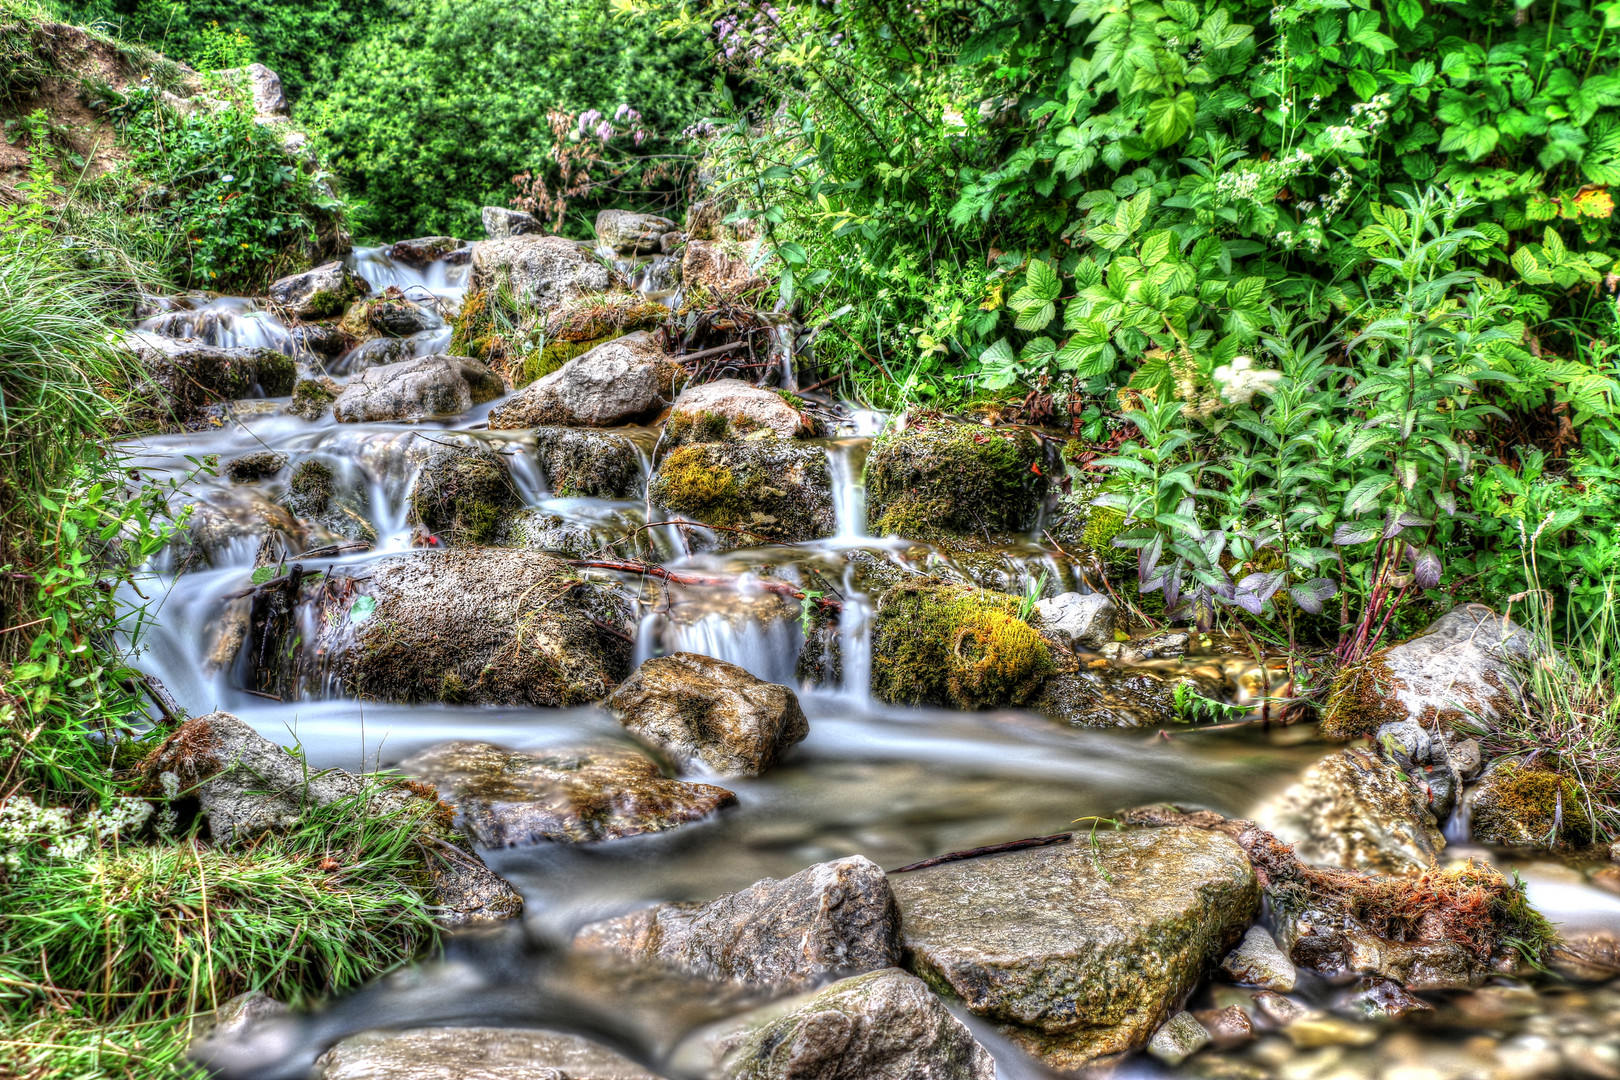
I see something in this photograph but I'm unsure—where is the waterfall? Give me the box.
[346,245,469,312]
[138,294,297,354]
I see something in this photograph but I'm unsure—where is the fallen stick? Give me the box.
[568,558,842,613]
[889,832,1073,873]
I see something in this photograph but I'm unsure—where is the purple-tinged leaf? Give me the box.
[1333,521,1381,546]
[1409,546,1442,589]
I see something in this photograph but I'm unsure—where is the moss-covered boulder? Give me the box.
[889,826,1258,1069]
[314,549,634,706]
[339,292,439,339]
[267,260,368,319]
[121,332,297,430]
[409,443,519,546]
[534,427,643,499]
[450,289,666,388]
[648,441,835,549]
[1323,604,1531,739]
[285,377,339,421]
[865,417,1047,542]
[666,379,814,443]
[871,581,1053,709]
[282,460,376,543]
[1470,760,1595,847]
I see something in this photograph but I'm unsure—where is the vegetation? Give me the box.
[871,580,1055,709]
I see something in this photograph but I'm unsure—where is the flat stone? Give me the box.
[1147,1011,1211,1066]
[715,969,996,1080]
[333,355,505,423]
[482,205,543,239]
[1034,592,1117,651]
[596,209,677,255]
[607,653,809,777]
[488,332,672,429]
[315,1027,658,1080]
[889,825,1259,1067]
[400,740,736,848]
[1343,976,1433,1019]
[1253,747,1445,875]
[669,378,809,441]
[1221,925,1297,991]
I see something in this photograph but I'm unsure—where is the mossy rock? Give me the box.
[450,288,666,388]
[284,460,377,543]
[1471,761,1595,848]
[871,580,1054,709]
[865,417,1047,542]
[648,441,834,549]
[287,378,338,421]
[409,444,519,546]
[534,428,643,499]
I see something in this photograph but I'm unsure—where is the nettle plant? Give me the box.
[1095,191,1519,655]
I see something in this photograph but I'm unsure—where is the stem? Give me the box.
[1537,0,1561,90]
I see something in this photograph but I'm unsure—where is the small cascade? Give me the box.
[610,251,679,298]
[824,438,871,544]
[138,294,297,354]
[329,327,454,376]
[835,561,874,706]
[633,578,802,686]
[346,245,470,312]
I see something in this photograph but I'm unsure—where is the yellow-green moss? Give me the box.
[647,442,836,547]
[1472,762,1595,847]
[872,581,1054,709]
[1321,656,1410,740]
[651,446,744,526]
[666,409,750,445]
[303,287,350,319]
[865,418,1046,541]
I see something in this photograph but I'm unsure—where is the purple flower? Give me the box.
[595,121,614,142]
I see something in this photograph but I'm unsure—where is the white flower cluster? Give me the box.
[1215,148,1313,206]
[1212,355,1282,404]
[0,796,152,871]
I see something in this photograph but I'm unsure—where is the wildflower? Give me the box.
[1212,355,1282,404]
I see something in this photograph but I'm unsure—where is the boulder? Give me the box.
[122,332,296,428]
[1221,925,1296,991]
[286,377,339,421]
[574,856,899,988]
[341,292,439,338]
[409,443,519,546]
[1280,912,1487,991]
[219,63,287,118]
[667,379,811,442]
[283,460,376,543]
[871,581,1053,710]
[399,740,735,847]
[481,206,543,240]
[888,825,1259,1068]
[1469,760,1595,847]
[386,236,464,267]
[223,451,288,483]
[1323,604,1532,739]
[648,441,835,549]
[682,239,766,296]
[865,417,1047,541]
[268,261,368,319]
[470,234,614,308]
[716,969,996,1080]
[313,549,634,707]
[488,332,673,429]
[534,427,643,499]
[1253,747,1445,875]
[1034,592,1116,651]
[607,653,808,777]
[332,356,505,423]
[290,322,347,357]
[1146,1011,1210,1066]
[595,209,677,255]
[316,1028,658,1080]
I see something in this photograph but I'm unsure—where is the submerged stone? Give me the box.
[286,377,339,420]
[864,417,1047,542]
[283,460,376,543]
[400,740,735,847]
[490,509,600,558]
[223,451,288,483]
[1147,1011,1211,1066]
[888,825,1259,1068]
[1032,664,1227,728]
[870,580,1053,709]
[648,440,835,549]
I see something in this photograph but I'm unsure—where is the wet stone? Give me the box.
[409,442,518,546]
[533,427,642,499]
[400,740,736,847]
[489,332,674,429]
[1344,976,1433,1019]
[223,451,287,483]
[283,460,376,543]
[315,1027,658,1080]
[648,439,836,549]
[491,509,601,558]
[267,260,367,319]
[1194,1005,1256,1050]
[1148,1011,1212,1066]
[1222,925,1297,991]
[1034,591,1117,651]
[573,855,900,989]
[332,355,505,423]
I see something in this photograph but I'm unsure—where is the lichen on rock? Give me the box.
[533,427,643,499]
[871,580,1053,709]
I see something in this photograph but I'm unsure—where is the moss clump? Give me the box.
[303,287,351,320]
[865,417,1047,542]
[409,445,518,546]
[1472,761,1595,848]
[284,460,377,543]
[648,442,835,548]
[1321,656,1409,740]
[774,389,806,412]
[871,580,1054,709]
[452,289,667,388]
[665,409,750,445]
[287,378,337,420]
[534,428,641,499]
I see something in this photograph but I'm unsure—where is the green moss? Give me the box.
[288,378,337,420]
[651,445,744,526]
[774,389,806,412]
[865,417,1047,541]
[1472,761,1595,847]
[666,409,742,445]
[304,287,349,319]
[410,446,517,546]
[648,442,835,547]
[1321,656,1409,740]
[871,580,1054,709]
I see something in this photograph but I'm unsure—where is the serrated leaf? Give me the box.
[1026,258,1061,301]
[1143,92,1197,148]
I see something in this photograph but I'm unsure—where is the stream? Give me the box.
[121,241,1620,1080]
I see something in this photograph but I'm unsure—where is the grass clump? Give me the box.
[871,580,1054,709]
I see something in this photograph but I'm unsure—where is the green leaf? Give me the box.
[349,595,377,624]
[1026,258,1061,301]
[1143,92,1196,148]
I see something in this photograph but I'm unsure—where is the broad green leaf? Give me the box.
[1143,92,1196,148]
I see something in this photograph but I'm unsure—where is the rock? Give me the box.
[716,969,996,1080]
[313,549,634,707]
[1281,910,1486,991]
[667,379,811,442]
[169,498,305,572]
[607,653,809,777]
[481,206,543,239]
[1033,663,1226,727]
[872,581,1053,709]
[1193,1005,1254,1050]
[889,825,1259,1067]
[268,261,368,320]
[286,377,339,420]
[1469,759,1595,847]
[685,195,747,242]
[199,991,289,1043]
[1546,929,1620,982]
[1253,747,1445,875]
[470,234,615,308]
[490,509,600,557]
[121,332,296,428]
[400,741,735,847]
[660,230,684,255]
[283,460,376,543]
[1147,1011,1211,1066]
[575,856,899,988]
[1613,840,1620,863]
[534,427,643,499]
[219,63,287,118]
[1374,719,1459,823]
[223,451,288,483]
[1343,976,1433,1019]
[315,1028,658,1080]
[1033,592,1116,651]
[427,849,524,927]
[1323,603,1532,739]
[341,292,439,338]
[1283,1016,1378,1049]
[1250,990,1310,1028]
[409,443,519,546]
[595,209,677,255]
[648,440,835,548]
[865,417,1047,541]
[682,239,766,296]
[332,355,505,423]
[489,332,673,429]
[386,236,463,266]
[1221,925,1297,991]
[290,322,348,357]
[1451,737,1484,779]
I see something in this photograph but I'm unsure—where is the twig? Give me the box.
[890,832,1073,873]
[673,341,748,364]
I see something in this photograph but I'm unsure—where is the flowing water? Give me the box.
[125,243,1620,1080]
